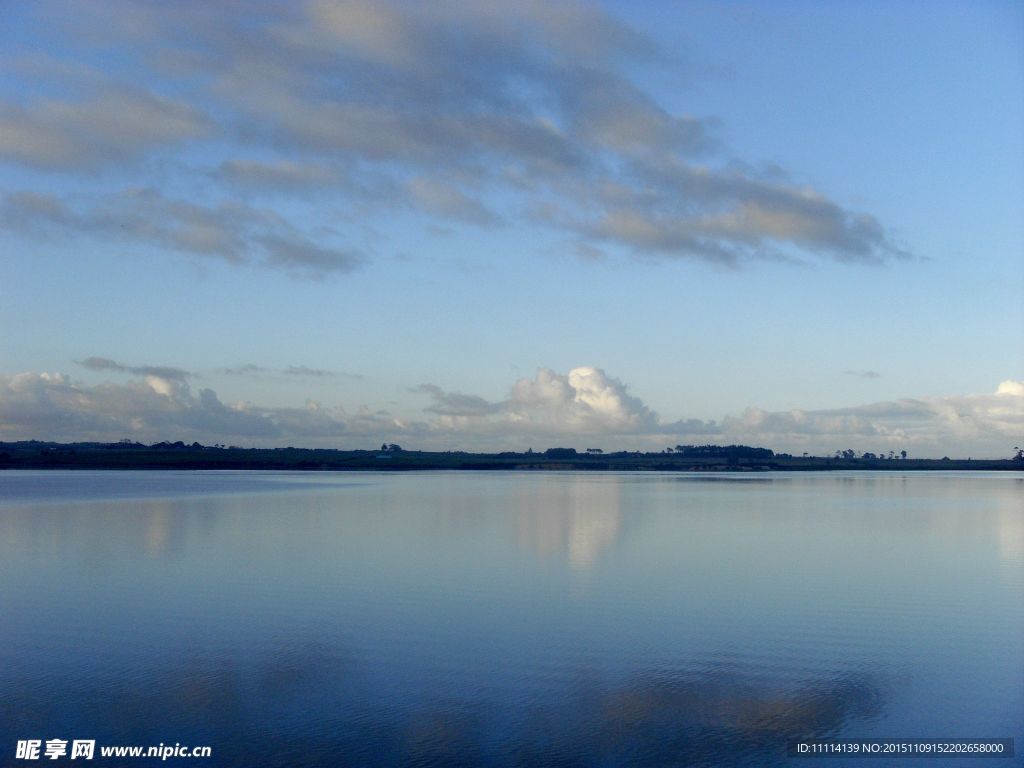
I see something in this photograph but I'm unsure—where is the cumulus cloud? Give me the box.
[0,371,408,445]
[716,384,1024,456]
[2,365,670,446]
[506,366,660,433]
[0,366,1020,456]
[410,368,658,435]
[0,372,265,440]
[417,367,701,437]
[417,371,1024,455]
[997,380,1024,397]
[0,0,909,270]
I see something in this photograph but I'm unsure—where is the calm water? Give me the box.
[1,470,1021,767]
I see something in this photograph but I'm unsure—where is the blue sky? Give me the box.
[1,0,1021,456]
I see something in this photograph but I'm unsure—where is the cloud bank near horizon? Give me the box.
[0,0,909,276]
[1,365,1019,458]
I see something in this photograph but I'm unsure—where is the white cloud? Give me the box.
[407,370,1023,456]
[2,367,1019,457]
[997,380,1024,397]
[715,383,1024,456]
[506,366,659,433]
[415,367,665,437]
[0,371,410,445]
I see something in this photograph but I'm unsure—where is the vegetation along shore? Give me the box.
[2,442,1021,472]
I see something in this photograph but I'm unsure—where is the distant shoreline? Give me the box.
[2,441,1020,472]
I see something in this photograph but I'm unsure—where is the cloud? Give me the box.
[417,367,689,437]
[566,162,907,265]
[216,160,338,190]
[220,364,361,380]
[2,365,669,445]
[284,366,336,378]
[0,372,272,440]
[506,366,660,433]
[997,380,1024,397]
[0,367,1020,456]
[414,384,502,417]
[404,178,502,227]
[419,371,1024,455]
[77,356,193,382]
[219,364,272,377]
[0,87,209,169]
[716,383,1024,455]
[0,189,363,277]
[843,369,882,379]
[0,371,408,444]
[1,0,909,269]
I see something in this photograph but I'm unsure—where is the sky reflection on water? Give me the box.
[1,471,1021,766]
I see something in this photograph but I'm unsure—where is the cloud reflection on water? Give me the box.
[2,471,1019,766]
[513,476,627,572]
[2,647,885,767]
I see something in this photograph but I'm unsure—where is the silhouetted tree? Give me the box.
[545,447,577,458]
[670,444,773,459]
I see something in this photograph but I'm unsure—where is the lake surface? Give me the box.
[1,470,1021,767]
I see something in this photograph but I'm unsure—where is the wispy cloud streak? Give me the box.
[0,1,910,272]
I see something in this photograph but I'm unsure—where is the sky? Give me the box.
[1,0,1022,457]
